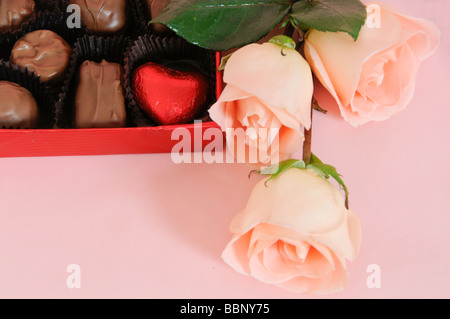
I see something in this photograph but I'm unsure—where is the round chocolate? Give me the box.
[0,0,35,33]
[10,30,72,83]
[0,81,39,129]
[68,0,127,34]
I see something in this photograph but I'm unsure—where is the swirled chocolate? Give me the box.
[0,0,35,33]
[69,0,128,34]
[147,0,169,33]
[10,30,72,83]
[0,81,39,129]
[75,60,127,128]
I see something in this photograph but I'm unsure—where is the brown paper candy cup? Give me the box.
[0,60,56,129]
[56,35,130,128]
[35,0,67,12]
[131,0,175,37]
[123,34,217,127]
[0,10,86,94]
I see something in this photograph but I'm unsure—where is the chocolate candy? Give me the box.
[133,62,210,126]
[0,81,39,129]
[10,30,72,83]
[147,0,169,33]
[69,0,128,34]
[0,0,35,33]
[75,60,127,128]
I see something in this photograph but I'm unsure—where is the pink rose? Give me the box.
[222,168,361,294]
[209,42,313,168]
[304,3,440,127]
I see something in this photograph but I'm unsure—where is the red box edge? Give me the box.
[0,52,224,158]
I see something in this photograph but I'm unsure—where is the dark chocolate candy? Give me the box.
[69,0,127,34]
[0,81,39,129]
[10,30,72,83]
[75,60,127,128]
[147,0,169,33]
[0,0,35,33]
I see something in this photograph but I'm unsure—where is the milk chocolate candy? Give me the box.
[0,0,35,33]
[10,30,72,83]
[0,81,39,129]
[147,0,169,33]
[69,0,128,34]
[75,60,127,128]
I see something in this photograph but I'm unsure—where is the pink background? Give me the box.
[0,0,449,299]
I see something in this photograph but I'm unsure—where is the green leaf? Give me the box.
[307,161,350,209]
[152,0,292,51]
[291,0,367,41]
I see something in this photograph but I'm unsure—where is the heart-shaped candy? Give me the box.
[132,62,210,125]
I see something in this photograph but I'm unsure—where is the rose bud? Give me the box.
[304,3,440,127]
[222,168,361,294]
[209,37,313,169]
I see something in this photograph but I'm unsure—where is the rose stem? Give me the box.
[302,101,313,165]
[284,17,313,164]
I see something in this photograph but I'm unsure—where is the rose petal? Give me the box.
[224,43,313,129]
[230,169,361,261]
[305,8,401,107]
[230,170,346,235]
[248,248,299,284]
[297,247,334,279]
[392,6,440,60]
[281,241,310,263]
[222,231,253,275]
[262,241,300,279]
[278,253,348,294]
[305,3,440,127]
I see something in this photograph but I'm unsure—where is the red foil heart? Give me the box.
[132,62,210,125]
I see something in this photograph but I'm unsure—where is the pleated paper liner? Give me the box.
[55,35,131,128]
[0,0,65,39]
[0,60,56,129]
[131,0,175,37]
[35,0,67,12]
[0,9,87,112]
[123,34,217,127]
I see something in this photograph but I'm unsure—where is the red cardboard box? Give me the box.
[0,53,223,158]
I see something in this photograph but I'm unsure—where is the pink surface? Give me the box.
[0,0,449,299]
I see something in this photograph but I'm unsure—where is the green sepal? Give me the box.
[252,159,306,186]
[313,99,328,114]
[217,53,232,71]
[249,154,350,210]
[268,35,296,50]
[307,153,350,209]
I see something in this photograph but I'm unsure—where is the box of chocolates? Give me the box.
[0,0,223,157]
